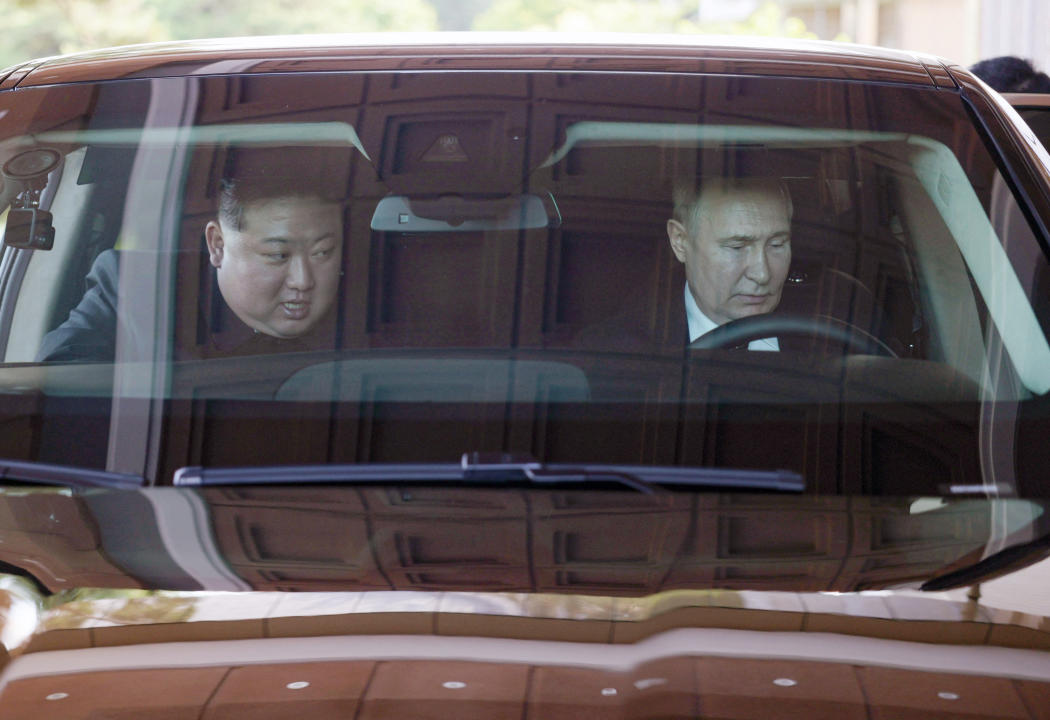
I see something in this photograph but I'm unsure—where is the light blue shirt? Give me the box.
[684,284,779,351]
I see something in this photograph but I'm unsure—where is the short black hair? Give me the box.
[970,56,1050,93]
[216,175,342,231]
[216,144,350,229]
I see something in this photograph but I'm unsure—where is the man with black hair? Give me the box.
[36,177,344,362]
[204,178,342,343]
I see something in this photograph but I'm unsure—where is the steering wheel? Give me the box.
[688,313,899,357]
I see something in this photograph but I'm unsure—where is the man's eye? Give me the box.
[266,253,288,261]
[313,248,333,258]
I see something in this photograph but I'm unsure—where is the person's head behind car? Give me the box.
[204,177,344,340]
[667,177,793,327]
[970,55,1050,93]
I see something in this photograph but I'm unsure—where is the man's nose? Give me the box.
[744,245,770,284]
[285,254,315,291]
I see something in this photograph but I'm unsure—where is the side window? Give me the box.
[4,148,93,363]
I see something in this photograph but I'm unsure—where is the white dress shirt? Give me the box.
[684,285,779,351]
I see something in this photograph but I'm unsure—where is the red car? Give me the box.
[0,34,1047,718]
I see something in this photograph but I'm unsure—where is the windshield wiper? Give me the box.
[0,458,143,489]
[173,453,804,493]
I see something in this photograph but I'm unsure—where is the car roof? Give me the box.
[0,32,958,89]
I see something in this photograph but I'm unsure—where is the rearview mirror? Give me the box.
[370,193,557,232]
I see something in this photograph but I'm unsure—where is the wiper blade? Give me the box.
[0,458,143,489]
[463,453,662,494]
[173,453,804,493]
[460,453,802,494]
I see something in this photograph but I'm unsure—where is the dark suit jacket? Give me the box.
[573,286,808,356]
[37,250,128,362]
[37,249,337,362]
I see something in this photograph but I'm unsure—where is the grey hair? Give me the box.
[672,177,793,234]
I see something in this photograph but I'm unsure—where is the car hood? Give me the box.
[0,485,1048,717]
[1,579,1049,718]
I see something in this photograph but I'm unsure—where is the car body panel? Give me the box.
[5,34,945,88]
[0,580,1048,718]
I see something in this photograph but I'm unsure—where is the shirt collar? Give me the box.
[684,284,718,342]
[684,284,779,352]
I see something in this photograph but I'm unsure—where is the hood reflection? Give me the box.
[2,487,1045,595]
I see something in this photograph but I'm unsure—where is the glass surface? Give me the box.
[0,72,1047,495]
[1018,106,1050,149]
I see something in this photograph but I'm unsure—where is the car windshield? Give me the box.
[0,71,1048,499]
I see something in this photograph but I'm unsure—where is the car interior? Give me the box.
[0,71,1045,493]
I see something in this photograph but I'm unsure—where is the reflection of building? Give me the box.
[727,1,1048,73]
[0,488,1003,596]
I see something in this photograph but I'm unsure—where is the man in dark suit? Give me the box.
[667,176,792,350]
[575,177,794,354]
[37,176,344,362]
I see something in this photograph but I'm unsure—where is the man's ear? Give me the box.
[204,221,224,268]
[667,219,690,263]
